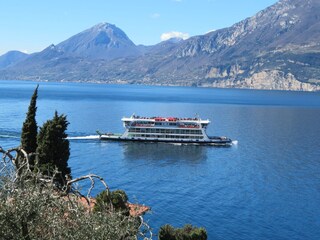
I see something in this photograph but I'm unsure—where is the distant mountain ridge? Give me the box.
[1,0,320,91]
[0,51,28,69]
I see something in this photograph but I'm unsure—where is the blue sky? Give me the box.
[0,0,278,55]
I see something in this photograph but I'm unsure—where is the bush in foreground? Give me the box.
[159,224,207,240]
[0,147,149,240]
[0,181,140,239]
[94,189,130,215]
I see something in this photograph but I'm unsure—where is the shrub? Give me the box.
[0,147,147,240]
[94,189,130,216]
[0,180,140,240]
[158,224,207,240]
[158,224,176,240]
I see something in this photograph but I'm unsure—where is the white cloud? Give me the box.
[160,31,189,41]
[150,13,160,19]
[206,29,216,34]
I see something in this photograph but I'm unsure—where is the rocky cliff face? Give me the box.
[0,0,320,91]
[170,0,320,90]
[202,70,320,91]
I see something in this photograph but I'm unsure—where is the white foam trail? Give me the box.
[0,135,20,139]
[67,135,100,140]
[170,143,182,146]
[232,140,238,145]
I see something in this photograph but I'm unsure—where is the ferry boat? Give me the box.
[97,114,234,146]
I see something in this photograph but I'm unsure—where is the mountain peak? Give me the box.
[93,22,116,30]
[56,22,140,60]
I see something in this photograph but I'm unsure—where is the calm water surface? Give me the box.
[1,80,320,239]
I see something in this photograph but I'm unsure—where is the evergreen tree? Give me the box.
[36,111,71,186]
[21,85,39,166]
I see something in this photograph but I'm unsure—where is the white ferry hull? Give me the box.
[98,134,233,146]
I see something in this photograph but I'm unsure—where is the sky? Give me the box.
[0,0,278,55]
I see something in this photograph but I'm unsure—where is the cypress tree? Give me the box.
[36,111,71,186]
[21,85,39,166]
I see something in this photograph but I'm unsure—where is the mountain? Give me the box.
[56,22,141,60]
[1,0,320,91]
[170,0,320,87]
[0,51,28,69]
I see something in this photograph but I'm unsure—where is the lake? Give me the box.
[1,80,320,239]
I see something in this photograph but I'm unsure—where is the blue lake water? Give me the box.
[1,80,320,239]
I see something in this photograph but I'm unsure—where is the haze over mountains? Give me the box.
[1,0,320,91]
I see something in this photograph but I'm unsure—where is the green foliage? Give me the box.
[94,189,130,215]
[21,85,39,166]
[110,189,129,210]
[0,147,149,239]
[158,224,176,240]
[0,179,141,240]
[36,111,71,186]
[158,224,207,240]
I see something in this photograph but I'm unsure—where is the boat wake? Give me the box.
[232,140,239,145]
[0,134,20,139]
[67,135,100,140]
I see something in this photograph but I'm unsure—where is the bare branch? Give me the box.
[138,215,153,240]
[66,174,109,190]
